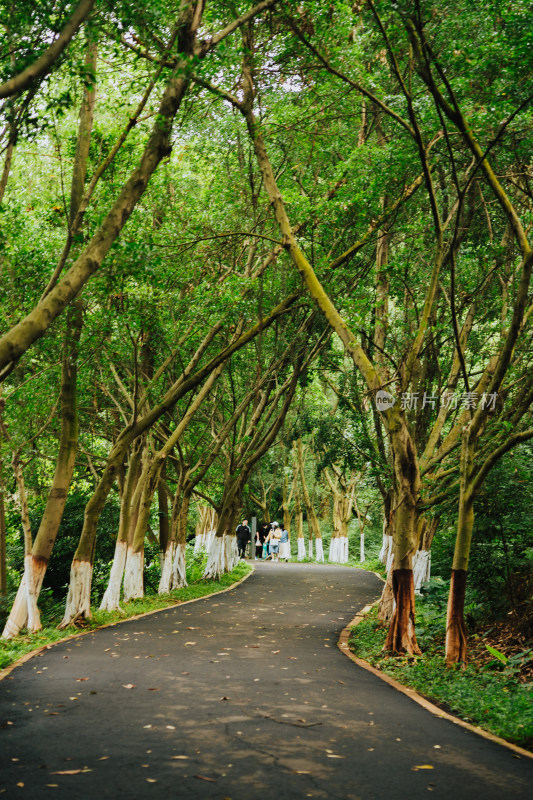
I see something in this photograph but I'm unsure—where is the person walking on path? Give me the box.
[256,520,270,559]
[236,519,251,559]
[266,522,281,562]
[279,525,290,561]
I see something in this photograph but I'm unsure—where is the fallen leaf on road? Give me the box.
[171,756,188,760]
[194,775,216,782]
[220,696,230,701]
[76,678,89,682]
[186,627,199,630]
[122,684,136,689]
[184,642,196,646]
[50,769,91,775]
[412,765,434,771]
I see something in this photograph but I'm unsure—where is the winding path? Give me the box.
[1,563,531,799]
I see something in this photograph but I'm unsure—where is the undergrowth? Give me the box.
[348,594,533,751]
[0,560,251,671]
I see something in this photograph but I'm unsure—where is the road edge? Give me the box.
[337,602,533,761]
[0,566,255,682]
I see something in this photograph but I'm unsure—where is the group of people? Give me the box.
[235,519,290,562]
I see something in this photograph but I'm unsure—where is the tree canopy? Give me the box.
[0,0,531,665]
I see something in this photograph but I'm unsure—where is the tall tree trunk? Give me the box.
[294,484,305,560]
[2,303,82,638]
[445,428,475,665]
[296,439,322,560]
[413,515,438,594]
[157,464,170,568]
[99,439,144,611]
[0,456,5,596]
[170,489,191,590]
[384,425,422,655]
[204,491,240,580]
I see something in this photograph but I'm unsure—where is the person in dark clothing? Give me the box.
[256,521,270,558]
[236,519,251,559]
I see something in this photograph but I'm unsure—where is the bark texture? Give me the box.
[445,569,468,666]
[384,569,421,655]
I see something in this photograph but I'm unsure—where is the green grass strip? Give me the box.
[0,562,252,671]
[348,607,533,750]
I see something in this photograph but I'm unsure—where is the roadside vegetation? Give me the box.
[0,550,251,671]
[349,594,533,751]
[349,452,533,751]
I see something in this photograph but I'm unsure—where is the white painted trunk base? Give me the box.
[413,550,431,594]
[203,535,226,580]
[341,537,349,562]
[329,536,348,563]
[194,528,216,553]
[2,557,47,639]
[224,535,239,571]
[315,538,325,562]
[360,533,365,563]
[308,540,314,559]
[123,549,144,602]
[60,560,93,628]
[297,538,306,560]
[379,533,392,565]
[171,542,187,589]
[328,537,341,562]
[99,540,128,612]
[158,541,176,594]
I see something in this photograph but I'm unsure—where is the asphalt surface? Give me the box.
[1,562,532,799]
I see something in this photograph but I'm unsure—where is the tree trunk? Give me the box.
[0,464,6,596]
[294,486,305,560]
[384,569,421,655]
[446,569,468,666]
[204,494,240,580]
[157,467,170,569]
[99,440,144,611]
[3,303,82,638]
[413,515,438,594]
[445,429,475,665]
[382,418,422,654]
[296,439,322,559]
[170,490,190,589]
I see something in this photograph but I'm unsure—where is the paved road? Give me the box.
[1,562,532,799]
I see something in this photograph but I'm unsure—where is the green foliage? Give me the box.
[0,561,252,670]
[431,446,533,628]
[349,606,533,750]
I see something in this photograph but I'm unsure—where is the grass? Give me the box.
[348,603,533,751]
[0,561,252,672]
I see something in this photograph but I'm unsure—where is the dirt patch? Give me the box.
[468,616,533,682]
